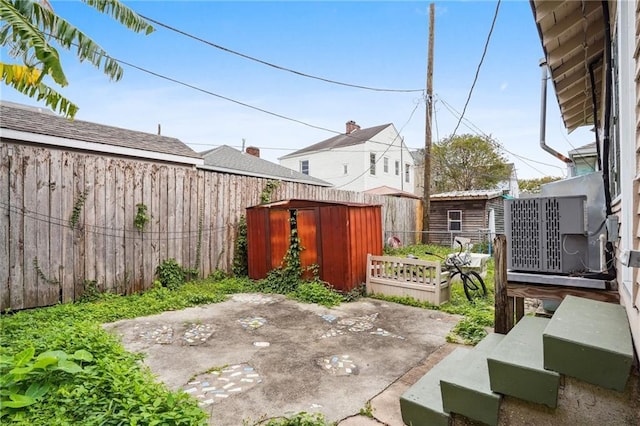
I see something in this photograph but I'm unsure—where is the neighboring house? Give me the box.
[428,189,509,245]
[199,145,332,187]
[0,101,203,166]
[279,120,414,193]
[531,0,639,362]
[568,142,598,177]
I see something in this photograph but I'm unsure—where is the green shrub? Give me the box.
[155,258,198,290]
[288,282,343,307]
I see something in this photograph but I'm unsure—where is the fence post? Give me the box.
[494,234,512,334]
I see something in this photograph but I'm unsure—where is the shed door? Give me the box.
[297,209,320,276]
[269,209,291,269]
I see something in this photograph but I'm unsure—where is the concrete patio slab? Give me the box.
[104,293,459,425]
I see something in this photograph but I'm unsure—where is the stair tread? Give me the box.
[442,333,505,394]
[543,295,633,391]
[441,333,504,426]
[400,347,470,426]
[488,316,560,408]
[543,295,633,356]
[489,316,557,374]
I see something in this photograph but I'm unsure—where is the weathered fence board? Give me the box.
[0,145,9,309]
[0,143,420,310]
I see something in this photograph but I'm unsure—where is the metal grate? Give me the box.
[543,198,562,272]
[507,198,541,271]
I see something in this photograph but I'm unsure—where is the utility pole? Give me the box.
[422,2,434,244]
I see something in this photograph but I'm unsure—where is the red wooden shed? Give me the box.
[246,199,383,292]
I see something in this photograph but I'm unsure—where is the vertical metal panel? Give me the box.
[297,208,319,277]
[269,209,291,269]
[319,205,348,290]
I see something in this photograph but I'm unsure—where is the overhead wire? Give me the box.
[335,98,422,189]
[138,14,424,93]
[436,95,563,177]
[450,0,501,137]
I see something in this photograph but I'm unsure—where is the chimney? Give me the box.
[346,120,360,134]
[246,146,260,158]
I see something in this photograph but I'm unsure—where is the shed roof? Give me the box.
[248,199,381,210]
[279,123,392,159]
[430,189,506,201]
[0,101,202,163]
[364,185,421,199]
[200,145,332,186]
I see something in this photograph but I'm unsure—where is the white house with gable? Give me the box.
[279,120,414,193]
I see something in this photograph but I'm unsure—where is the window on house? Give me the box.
[383,157,389,173]
[404,163,410,183]
[343,164,348,175]
[300,160,309,175]
[370,153,376,175]
[395,160,400,176]
[448,210,462,232]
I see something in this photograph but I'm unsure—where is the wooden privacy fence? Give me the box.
[0,143,419,311]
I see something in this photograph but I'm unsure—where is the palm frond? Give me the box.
[1,61,78,118]
[81,0,154,35]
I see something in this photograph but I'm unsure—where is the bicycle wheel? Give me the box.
[462,271,487,302]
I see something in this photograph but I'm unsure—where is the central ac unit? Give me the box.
[505,196,588,274]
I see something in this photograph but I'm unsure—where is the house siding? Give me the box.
[429,199,488,245]
[279,126,414,193]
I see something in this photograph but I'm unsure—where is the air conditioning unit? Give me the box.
[505,196,588,274]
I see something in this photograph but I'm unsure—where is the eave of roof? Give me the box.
[364,185,421,199]
[430,189,505,201]
[530,0,607,132]
[0,101,202,162]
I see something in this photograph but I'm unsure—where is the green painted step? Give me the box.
[487,316,560,408]
[440,333,504,426]
[400,347,470,426]
[543,295,634,391]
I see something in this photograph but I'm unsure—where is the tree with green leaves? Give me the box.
[428,134,512,193]
[0,0,153,118]
[518,176,562,194]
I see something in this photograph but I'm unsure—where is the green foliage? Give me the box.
[208,269,229,281]
[78,280,101,303]
[32,257,59,285]
[0,0,154,118]
[69,189,88,229]
[155,258,198,290]
[0,277,258,424]
[257,212,303,294]
[133,203,149,232]
[232,215,249,277]
[255,412,333,426]
[430,134,511,192]
[359,400,374,418]
[260,180,280,204]
[518,176,562,194]
[288,282,343,308]
[0,347,94,418]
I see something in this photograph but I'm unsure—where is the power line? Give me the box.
[436,95,564,176]
[139,14,424,94]
[451,0,501,137]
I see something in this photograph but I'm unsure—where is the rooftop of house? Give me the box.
[364,185,421,199]
[279,121,392,160]
[0,101,201,161]
[430,189,508,201]
[568,142,597,157]
[200,145,332,186]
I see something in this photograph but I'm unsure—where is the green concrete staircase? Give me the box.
[400,295,634,425]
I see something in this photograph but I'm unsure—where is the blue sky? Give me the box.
[2,0,594,179]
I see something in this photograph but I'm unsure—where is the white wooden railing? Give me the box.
[366,254,451,305]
